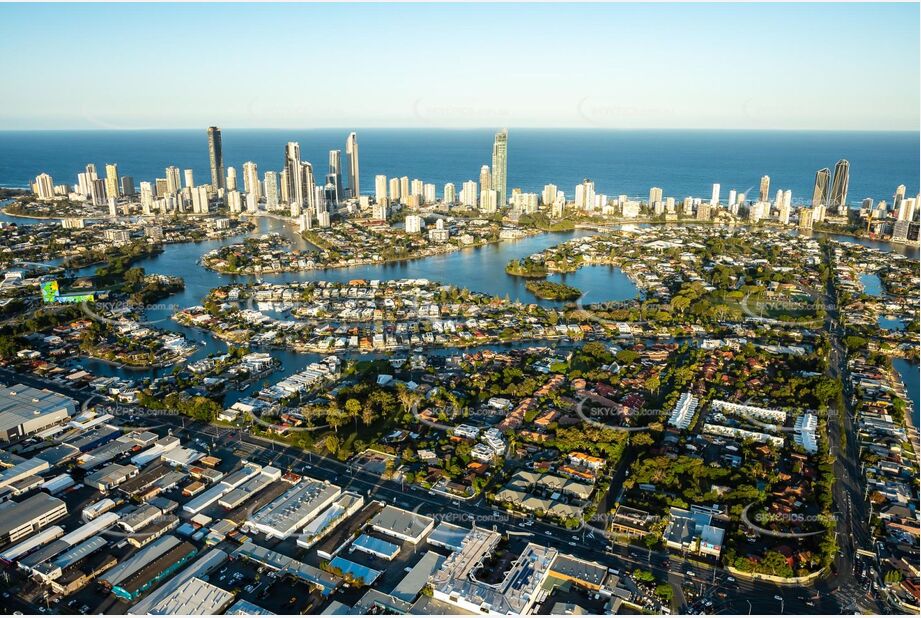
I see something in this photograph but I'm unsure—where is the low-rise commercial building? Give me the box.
[0,384,75,442]
[0,492,67,545]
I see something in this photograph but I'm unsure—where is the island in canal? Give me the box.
[525,279,582,301]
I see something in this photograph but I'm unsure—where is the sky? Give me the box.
[0,2,918,131]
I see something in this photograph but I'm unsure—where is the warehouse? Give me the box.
[427,521,471,552]
[369,504,435,544]
[98,534,182,588]
[0,383,75,442]
[127,548,228,615]
[0,492,67,545]
[40,473,75,495]
[145,576,234,614]
[52,550,117,596]
[118,504,163,534]
[218,466,281,509]
[246,479,341,539]
[130,435,180,467]
[64,424,121,453]
[111,541,198,600]
[32,535,108,583]
[84,462,138,492]
[232,541,341,594]
[183,462,262,515]
[0,457,50,492]
[350,534,401,560]
[77,437,139,470]
[82,498,116,521]
[0,525,63,564]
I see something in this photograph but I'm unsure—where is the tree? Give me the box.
[326,404,347,433]
[398,388,421,418]
[345,398,362,429]
[325,434,340,456]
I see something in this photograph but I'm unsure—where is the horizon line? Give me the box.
[0,126,918,134]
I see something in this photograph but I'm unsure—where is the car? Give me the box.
[572,535,579,540]
[686,570,695,577]
[725,576,735,582]
[569,541,577,547]
[773,595,783,601]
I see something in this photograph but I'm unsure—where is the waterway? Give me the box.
[2,209,917,413]
[859,273,883,297]
[892,358,920,429]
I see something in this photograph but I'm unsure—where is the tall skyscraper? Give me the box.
[264,171,279,211]
[542,184,558,207]
[104,164,120,200]
[184,169,195,188]
[812,168,830,207]
[710,183,720,206]
[207,126,224,192]
[479,165,491,196]
[120,176,135,197]
[443,182,456,205]
[375,175,388,203]
[243,161,260,200]
[461,180,478,208]
[166,166,182,195]
[329,150,343,200]
[284,142,304,212]
[389,177,401,202]
[33,173,54,200]
[491,129,508,208]
[302,162,316,214]
[830,159,850,214]
[897,197,916,222]
[225,166,237,192]
[649,187,663,206]
[345,132,360,199]
[893,184,906,214]
[140,182,154,215]
[759,175,771,202]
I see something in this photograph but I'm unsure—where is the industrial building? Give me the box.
[246,478,341,539]
[0,383,75,442]
[369,504,434,544]
[0,492,68,545]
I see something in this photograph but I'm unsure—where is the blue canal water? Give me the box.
[859,273,884,297]
[1,129,918,203]
[892,358,920,429]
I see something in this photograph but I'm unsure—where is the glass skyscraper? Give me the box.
[491,129,508,208]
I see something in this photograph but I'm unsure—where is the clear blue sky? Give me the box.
[1,3,918,130]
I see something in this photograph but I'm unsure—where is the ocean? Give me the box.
[1,129,918,203]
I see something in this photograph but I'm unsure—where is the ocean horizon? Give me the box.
[1,128,918,203]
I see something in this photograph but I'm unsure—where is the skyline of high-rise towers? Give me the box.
[491,129,508,209]
[207,126,224,192]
